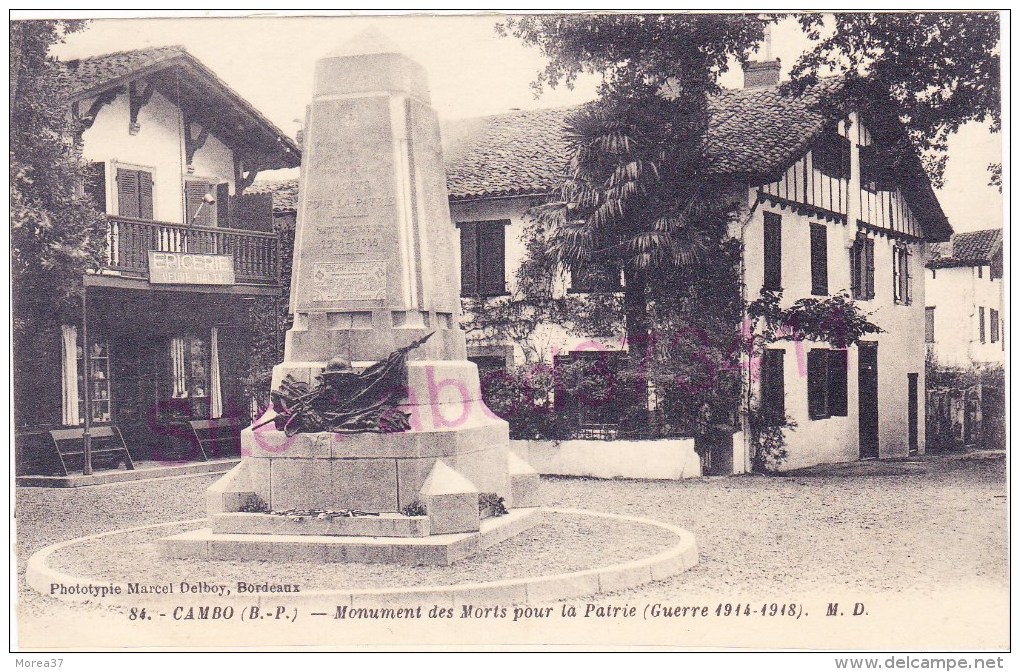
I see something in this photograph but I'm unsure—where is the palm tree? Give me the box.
[533,89,738,405]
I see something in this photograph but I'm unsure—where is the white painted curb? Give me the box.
[26,508,698,607]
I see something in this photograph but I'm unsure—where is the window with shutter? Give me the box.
[850,243,859,298]
[851,234,875,300]
[990,309,999,344]
[760,348,785,425]
[813,133,851,180]
[216,183,230,227]
[763,212,782,291]
[228,192,274,231]
[116,168,140,218]
[186,181,215,227]
[893,246,902,303]
[893,244,911,304]
[477,221,506,296]
[865,238,875,299]
[810,223,828,296]
[459,222,478,296]
[827,349,848,416]
[84,162,107,213]
[925,307,936,343]
[137,171,153,220]
[978,307,986,343]
[905,248,912,304]
[807,349,829,420]
[459,220,507,297]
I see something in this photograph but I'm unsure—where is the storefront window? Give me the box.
[170,335,209,417]
[76,340,112,424]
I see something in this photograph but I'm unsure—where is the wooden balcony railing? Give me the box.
[104,216,280,285]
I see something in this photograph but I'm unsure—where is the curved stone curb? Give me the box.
[26,509,698,608]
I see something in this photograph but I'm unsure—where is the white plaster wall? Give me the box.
[510,438,701,480]
[926,265,1004,368]
[80,90,236,224]
[926,266,975,368]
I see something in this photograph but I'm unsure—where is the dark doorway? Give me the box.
[907,373,919,454]
[858,342,879,459]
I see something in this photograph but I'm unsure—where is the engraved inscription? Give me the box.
[312,261,387,302]
[305,180,396,220]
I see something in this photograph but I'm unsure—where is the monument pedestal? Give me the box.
[161,28,542,566]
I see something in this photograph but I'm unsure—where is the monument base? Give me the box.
[159,507,543,566]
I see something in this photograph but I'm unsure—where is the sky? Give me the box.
[47,12,1003,235]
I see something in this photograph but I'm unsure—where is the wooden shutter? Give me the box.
[865,238,875,299]
[459,222,478,296]
[84,162,107,213]
[216,183,230,227]
[810,223,828,295]
[763,213,782,291]
[137,170,153,220]
[990,309,999,343]
[186,181,213,227]
[850,244,860,298]
[892,247,901,302]
[827,349,848,416]
[905,248,912,304]
[116,168,140,218]
[228,192,273,231]
[761,348,785,424]
[925,307,935,343]
[979,307,986,343]
[477,221,506,296]
[807,349,829,420]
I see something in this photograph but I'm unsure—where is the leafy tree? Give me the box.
[504,15,774,374]
[11,20,108,336]
[497,12,999,442]
[788,12,1001,189]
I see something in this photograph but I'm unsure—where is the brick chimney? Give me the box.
[742,59,781,88]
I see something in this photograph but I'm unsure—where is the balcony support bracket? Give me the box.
[128,79,157,134]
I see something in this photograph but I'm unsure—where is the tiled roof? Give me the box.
[60,46,300,169]
[440,107,576,201]
[928,228,1002,268]
[63,45,187,97]
[249,179,299,213]
[252,76,949,241]
[442,79,845,200]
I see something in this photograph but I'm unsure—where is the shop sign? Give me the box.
[148,251,236,285]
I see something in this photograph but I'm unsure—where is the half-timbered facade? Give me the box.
[14,46,300,475]
[441,63,951,472]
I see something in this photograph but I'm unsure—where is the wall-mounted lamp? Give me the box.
[191,192,216,226]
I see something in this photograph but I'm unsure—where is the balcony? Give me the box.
[104,216,280,286]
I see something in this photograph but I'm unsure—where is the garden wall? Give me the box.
[510,438,701,480]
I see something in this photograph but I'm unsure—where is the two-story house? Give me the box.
[257,60,953,472]
[925,228,1004,369]
[440,60,952,472]
[14,46,300,475]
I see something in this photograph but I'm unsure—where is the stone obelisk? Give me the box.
[163,28,540,565]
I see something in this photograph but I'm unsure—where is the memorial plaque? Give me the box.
[311,261,387,301]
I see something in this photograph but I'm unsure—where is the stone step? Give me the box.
[161,507,542,566]
[211,512,430,538]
